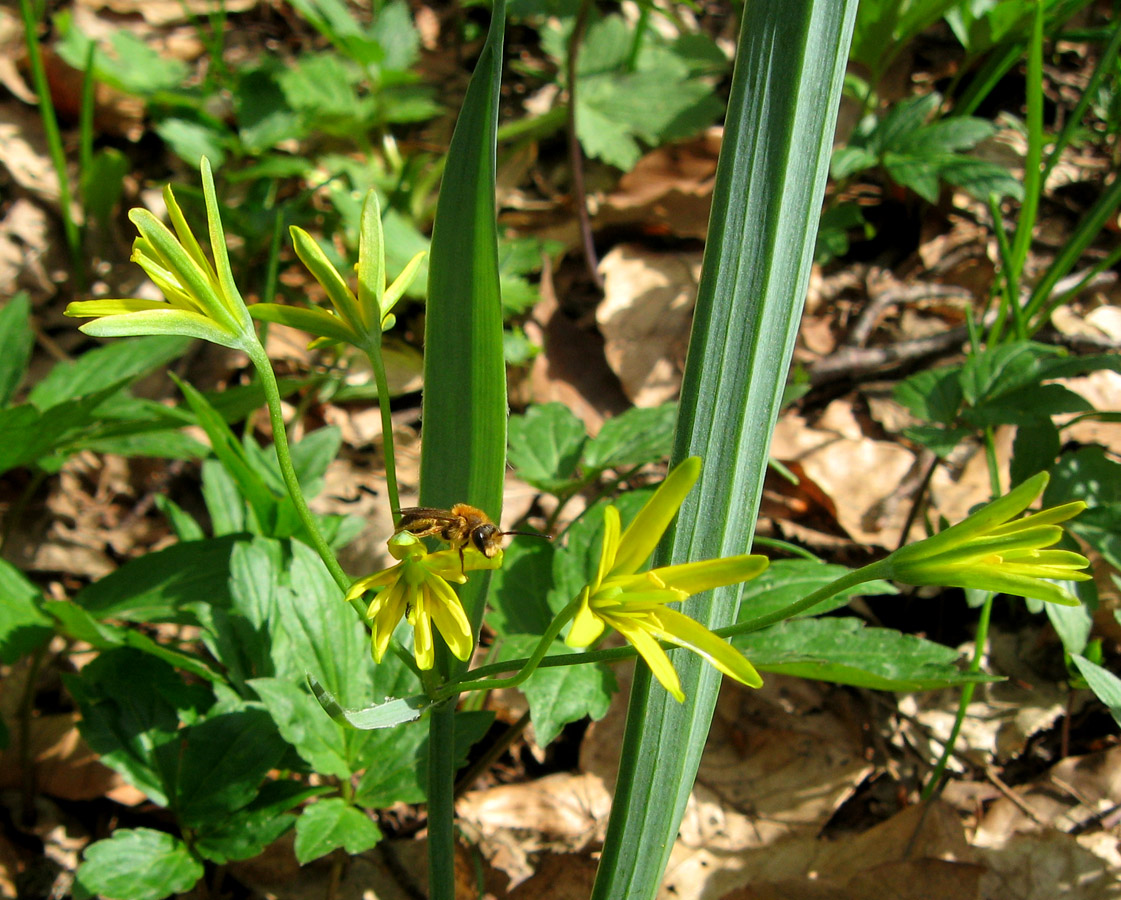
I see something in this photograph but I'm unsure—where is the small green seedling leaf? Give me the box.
[294,798,383,864]
[75,828,203,900]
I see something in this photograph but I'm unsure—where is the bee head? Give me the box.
[471,523,502,556]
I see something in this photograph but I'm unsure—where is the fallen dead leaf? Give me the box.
[456,772,612,888]
[596,245,701,406]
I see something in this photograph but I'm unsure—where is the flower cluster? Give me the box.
[880,471,1089,606]
[565,457,767,701]
[346,533,501,670]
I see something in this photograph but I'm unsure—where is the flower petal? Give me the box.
[649,554,768,596]
[893,471,1049,562]
[76,308,246,349]
[647,607,763,689]
[369,580,409,662]
[424,574,475,661]
[613,618,685,702]
[411,594,435,670]
[612,457,701,577]
[566,589,606,648]
[593,505,621,590]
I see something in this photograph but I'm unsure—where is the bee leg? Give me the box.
[458,546,466,576]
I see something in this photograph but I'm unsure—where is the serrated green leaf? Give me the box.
[486,539,556,636]
[46,601,221,682]
[894,365,964,424]
[294,798,382,864]
[582,403,677,471]
[26,333,186,412]
[735,617,994,690]
[73,535,243,623]
[65,649,213,805]
[0,292,32,407]
[174,706,290,827]
[76,829,203,900]
[508,403,587,492]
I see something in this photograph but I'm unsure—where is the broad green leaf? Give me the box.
[294,798,382,864]
[964,382,1092,427]
[153,495,206,542]
[28,335,189,410]
[75,829,203,900]
[46,601,221,682]
[192,800,299,864]
[351,718,430,806]
[65,649,213,805]
[738,559,896,627]
[0,558,50,663]
[174,706,290,827]
[1071,654,1121,729]
[901,423,973,459]
[252,677,357,780]
[1046,446,1121,569]
[155,117,228,168]
[735,617,995,690]
[73,535,243,623]
[486,539,556,636]
[1046,596,1093,657]
[201,459,248,535]
[504,634,615,747]
[178,378,301,538]
[56,15,188,94]
[308,675,428,730]
[583,403,677,471]
[592,3,859,898]
[1010,419,1060,486]
[0,291,32,406]
[894,365,964,424]
[507,402,587,492]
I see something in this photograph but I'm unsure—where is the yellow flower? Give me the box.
[65,158,259,354]
[346,533,501,670]
[250,190,424,352]
[565,457,768,702]
[880,471,1090,606]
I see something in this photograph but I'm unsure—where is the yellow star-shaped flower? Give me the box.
[566,457,768,702]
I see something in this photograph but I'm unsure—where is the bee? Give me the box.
[394,504,547,571]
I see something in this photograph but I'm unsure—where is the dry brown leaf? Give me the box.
[524,279,630,432]
[456,772,612,888]
[770,401,918,547]
[975,830,1121,900]
[505,851,598,900]
[596,130,720,240]
[596,245,701,406]
[0,102,62,203]
[0,198,57,298]
[0,712,122,802]
[974,746,1121,847]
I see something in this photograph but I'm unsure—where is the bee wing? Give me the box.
[396,506,459,522]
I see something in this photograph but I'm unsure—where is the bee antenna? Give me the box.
[502,530,552,540]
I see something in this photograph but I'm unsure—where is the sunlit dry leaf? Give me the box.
[597,245,701,406]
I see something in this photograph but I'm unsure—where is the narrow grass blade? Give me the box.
[590,3,858,898]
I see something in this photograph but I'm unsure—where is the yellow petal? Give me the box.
[649,607,763,689]
[612,457,701,576]
[565,589,605,648]
[369,581,409,663]
[614,618,685,702]
[650,554,768,596]
[425,576,475,661]
[411,601,435,670]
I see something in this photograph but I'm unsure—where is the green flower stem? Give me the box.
[435,599,582,701]
[249,345,351,594]
[921,592,993,800]
[730,566,876,636]
[363,344,401,518]
[19,0,84,286]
